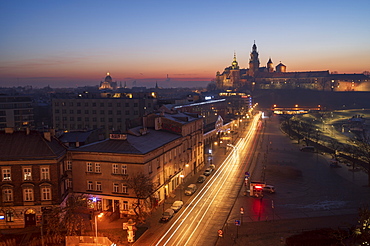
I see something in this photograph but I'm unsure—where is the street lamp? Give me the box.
[180,174,184,201]
[95,212,103,245]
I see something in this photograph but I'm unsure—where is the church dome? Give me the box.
[104,72,112,83]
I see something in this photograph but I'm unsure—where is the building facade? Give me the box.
[52,92,157,137]
[0,95,34,131]
[0,129,66,229]
[66,110,204,217]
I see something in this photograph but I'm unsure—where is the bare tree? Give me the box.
[353,136,370,187]
[45,194,88,238]
[328,139,343,159]
[126,173,155,223]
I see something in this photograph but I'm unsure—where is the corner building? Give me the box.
[68,109,204,217]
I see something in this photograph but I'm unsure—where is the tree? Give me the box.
[353,134,370,187]
[126,173,155,223]
[328,139,343,159]
[355,204,370,244]
[206,82,217,91]
[45,194,88,238]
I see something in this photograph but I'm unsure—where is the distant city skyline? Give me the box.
[1,0,369,88]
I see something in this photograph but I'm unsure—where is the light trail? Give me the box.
[154,112,262,246]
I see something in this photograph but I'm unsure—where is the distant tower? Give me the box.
[231,52,239,70]
[267,58,274,72]
[248,41,260,77]
[276,62,287,73]
[230,52,241,88]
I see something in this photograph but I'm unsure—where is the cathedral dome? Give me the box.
[104,72,112,83]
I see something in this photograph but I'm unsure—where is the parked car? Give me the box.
[209,164,216,170]
[160,208,174,222]
[197,175,206,183]
[300,146,315,152]
[184,184,197,195]
[203,168,213,176]
[170,201,184,212]
[263,185,275,193]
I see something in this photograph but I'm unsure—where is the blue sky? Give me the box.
[1,0,369,88]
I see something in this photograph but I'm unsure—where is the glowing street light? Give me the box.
[95,212,103,245]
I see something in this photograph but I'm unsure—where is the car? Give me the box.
[160,208,174,222]
[209,164,216,170]
[263,185,275,193]
[300,146,315,152]
[197,175,206,183]
[170,201,184,212]
[203,168,213,176]
[184,184,197,195]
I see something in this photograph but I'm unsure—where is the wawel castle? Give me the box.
[216,43,369,92]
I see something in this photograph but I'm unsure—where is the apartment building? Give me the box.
[52,92,157,137]
[67,110,204,217]
[0,129,66,229]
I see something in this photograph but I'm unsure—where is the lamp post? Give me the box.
[180,174,184,201]
[95,212,103,245]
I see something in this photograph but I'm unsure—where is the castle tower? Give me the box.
[267,58,274,72]
[248,41,260,77]
[230,52,240,88]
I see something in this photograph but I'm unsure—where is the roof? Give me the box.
[0,131,66,161]
[59,130,93,143]
[72,128,181,154]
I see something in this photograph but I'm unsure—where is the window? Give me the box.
[96,181,102,191]
[149,162,152,174]
[121,165,127,175]
[87,162,93,172]
[2,168,11,181]
[6,210,14,222]
[122,184,128,194]
[134,103,138,107]
[65,179,72,190]
[3,188,13,202]
[87,181,94,190]
[123,201,129,210]
[41,186,51,200]
[113,183,119,193]
[85,110,89,114]
[112,164,119,174]
[95,163,101,173]
[41,167,50,180]
[23,188,34,201]
[66,160,72,170]
[23,167,32,180]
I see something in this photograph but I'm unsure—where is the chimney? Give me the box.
[5,128,14,134]
[44,131,51,142]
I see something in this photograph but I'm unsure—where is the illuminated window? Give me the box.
[2,168,11,181]
[66,160,72,170]
[123,201,129,210]
[23,167,32,181]
[6,210,14,222]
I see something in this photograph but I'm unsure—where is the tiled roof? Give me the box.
[0,131,66,161]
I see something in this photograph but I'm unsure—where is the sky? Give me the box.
[1,0,369,88]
